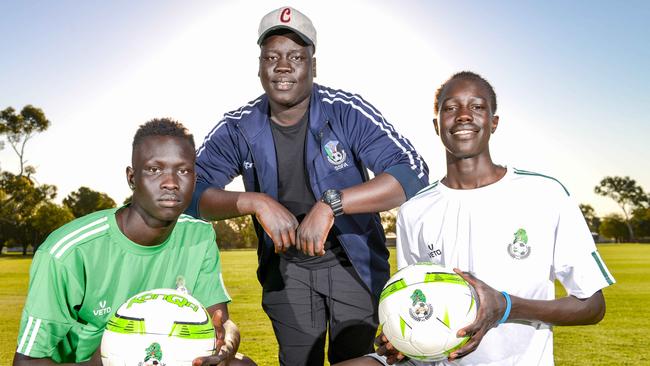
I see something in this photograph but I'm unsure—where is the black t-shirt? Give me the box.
[271,112,315,217]
[270,111,343,267]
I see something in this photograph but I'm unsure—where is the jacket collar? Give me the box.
[234,83,328,141]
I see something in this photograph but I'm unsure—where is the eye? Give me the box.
[290,55,304,62]
[146,166,161,174]
[443,105,457,112]
[471,104,485,111]
[178,168,192,175]
[261,55,278,62]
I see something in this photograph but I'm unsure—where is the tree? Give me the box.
[381,209,398,235]
[594,176,648,241]
[63,186,116,218]
[0,105,51,176]
[599,214,629,243]
[632,207,650,239]
[213,216,257,249]
[0,172,57,253]
[30,203,74,252]
[0,105,54,254]
[579,204,601,233]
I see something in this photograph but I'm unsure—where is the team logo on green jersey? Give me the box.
[508,228,531,259]
[408,289,433,321]
[140,342,165,366]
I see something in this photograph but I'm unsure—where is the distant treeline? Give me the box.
[2,106,648,254]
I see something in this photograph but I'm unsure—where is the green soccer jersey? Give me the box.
[16,207,231,363]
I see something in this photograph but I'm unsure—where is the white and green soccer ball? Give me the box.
[101,288,215,366]
[378,263,478,362]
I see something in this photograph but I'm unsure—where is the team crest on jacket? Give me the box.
[324,140,349,170]
[507,228,531,259]
[408,289,433,321]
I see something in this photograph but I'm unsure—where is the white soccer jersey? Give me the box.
[395,167,615,366]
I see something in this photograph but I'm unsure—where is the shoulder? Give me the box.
[174,214,215,240]
[39,208,114,260]
[222,94,266,122]
[399,180,443,216]
[196,94,267,156]
[176,214,213,227]
[510,167,571,197]
[201,94,266,136]
[314,84,382,117]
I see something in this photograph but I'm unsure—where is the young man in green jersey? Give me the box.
[14,119,256,366]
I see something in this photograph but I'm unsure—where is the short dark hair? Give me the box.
[132,118,195,150]
[434,71,497,114]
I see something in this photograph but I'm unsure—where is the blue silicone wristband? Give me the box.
[499,291,512,324]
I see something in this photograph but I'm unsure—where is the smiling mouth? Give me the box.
[452,130,478,136]
[273,80,295,90]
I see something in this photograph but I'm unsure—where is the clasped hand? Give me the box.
[255,196,334,256]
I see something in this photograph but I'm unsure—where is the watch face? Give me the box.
[324,189,340,203]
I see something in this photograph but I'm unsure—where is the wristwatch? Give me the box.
[321,189,344,217]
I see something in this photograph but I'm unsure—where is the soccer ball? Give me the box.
[101,288,215,366]
[378,263,478,362]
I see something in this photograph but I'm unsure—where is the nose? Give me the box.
[274,56,292,73]
[161,171,179,191]
[455,105,473,123]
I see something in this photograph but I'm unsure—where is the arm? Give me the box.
[296,173,405,256]
[198,188,298,253]
[14,249,88,364]
[193,120,298,253]
[296,92,428,256]
[449,269,606,361]
[192,303,240,366]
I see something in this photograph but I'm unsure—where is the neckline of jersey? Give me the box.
[107,206,175,255]
[437,166,512,196]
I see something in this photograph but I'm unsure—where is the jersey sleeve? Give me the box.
[333,92,429,199]
[16,250,85,360]
[189,120,242,217]
[553,194,615,298]
[192,229,232,307]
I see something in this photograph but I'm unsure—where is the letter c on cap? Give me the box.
[280,8,291,23]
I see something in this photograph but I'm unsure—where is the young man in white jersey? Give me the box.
[337,72,615,366]
[14,119,255,366]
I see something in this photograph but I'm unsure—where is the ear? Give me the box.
[433,118,440,136]
[126,166,135,190]
[491,115,499,133]
[312,57,317,78]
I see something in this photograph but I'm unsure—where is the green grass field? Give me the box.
[0,244,646,365]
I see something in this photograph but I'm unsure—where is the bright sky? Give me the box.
[1,0,649,217]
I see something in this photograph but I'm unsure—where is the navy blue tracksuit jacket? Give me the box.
[189,84,429,297]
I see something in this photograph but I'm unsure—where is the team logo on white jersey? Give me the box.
[408,289,433,321]
[93,300,112,316]
[507,228,531,259]
[324,140,349,170]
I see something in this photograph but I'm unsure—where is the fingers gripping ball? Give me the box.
[101,289,215,366]
[378,263,478,362]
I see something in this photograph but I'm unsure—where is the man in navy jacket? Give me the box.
[188,6,429,365]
